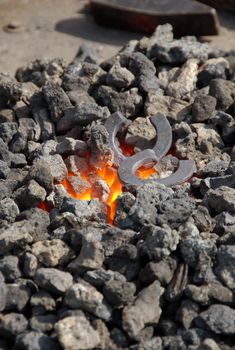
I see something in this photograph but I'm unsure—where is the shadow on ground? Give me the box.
[55,15,142,46]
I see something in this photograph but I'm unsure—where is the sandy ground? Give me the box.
[0,0,235,76]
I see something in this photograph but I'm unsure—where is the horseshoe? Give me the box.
[104,111,131,167]
[105,112,172,166]
[105,112,195,186]
[118,149,195,186]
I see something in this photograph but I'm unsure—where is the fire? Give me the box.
[39,144,158,224]
[60,164,157,223]
[60,165,124,223]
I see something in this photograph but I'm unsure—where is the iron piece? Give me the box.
[105,112,172,167]
[90,0,220,36]
[104,112,196,187]
[118,155,196,186]
[150,114,172,161]
[104,111,131,167]
[156,159,196,186]
[118,149,158,186]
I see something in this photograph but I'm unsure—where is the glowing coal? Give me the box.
[39,112,195,223]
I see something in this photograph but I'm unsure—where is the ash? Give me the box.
[0,24,235,350]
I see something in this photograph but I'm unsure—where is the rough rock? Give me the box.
[106,63,135,90]
[180,222,217,268]
[0,73,23,106]
[0,122,18,144]
[37,154,67,182]
[14,180,47,210]
[89,124,114,168]
[43,82,72,122]
[65,279,112,321]
[106,244,139,281]
[103,279,136,307]
[57,101,109,133]
[114,192,136,227]
[83,268,121,288]
[30,314,57,333]
[198,338,221,350]
[31,239,75,267]
[145,91,191,123]
[15,330,59,350]
[0,198,19,222]
[0,255,21,282]
[166,59,198,99]
[64,155,88,174]
[120,183,173,229]
[56,137,87,157]
[27,158,54,193]
[203,186,235,214]
[55,313,100,350]
[211,111,235,144]
[125,117,156,149]
[139,257,177,286]
[209,78,235,111]
[128,51,160,93]
[67,175,90,194]
[215,245,235,289]
[122,281,164,339]
[94,85,143,118]
[176,299,200,329]
[16,57,66,86]
[0,160,10,179]
[91,179,110,202]
[192,95,217,122]
[69,236,104,271]
[0,312,28,338]
[148,31,208,63]
[198,57,229,87]
[34,268,73,295]
[0,109,15,123]
[5,283,31,311]
[23,252,38,278]
[199,158,229,178]
[192,206,213,232]
[0,222,33,255]
[16,208,50,242]
[30,291,56,315]
[138,224,179,261]
[185,282,233,305]
[215,211,235,235]
[191,123,224,150]
[61,197,108,224]
[195,304,235,335]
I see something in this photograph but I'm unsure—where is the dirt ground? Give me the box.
[0,0,235,76]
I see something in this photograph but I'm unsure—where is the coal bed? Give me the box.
[0,23,235,349]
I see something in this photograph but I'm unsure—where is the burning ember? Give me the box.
[60,152,158,223]
[40,112,195,223]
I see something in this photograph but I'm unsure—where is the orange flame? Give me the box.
[39,145,158,223]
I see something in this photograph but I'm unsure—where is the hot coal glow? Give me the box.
[38,141,158,223]
[60,144,157,223]
[38,112,195,223]
[38,114,196,223]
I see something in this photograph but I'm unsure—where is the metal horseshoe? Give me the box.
[104,112,196,187]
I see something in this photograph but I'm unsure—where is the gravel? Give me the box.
[0,23,235,349]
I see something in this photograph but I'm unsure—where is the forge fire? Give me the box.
[44,111,195,223]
